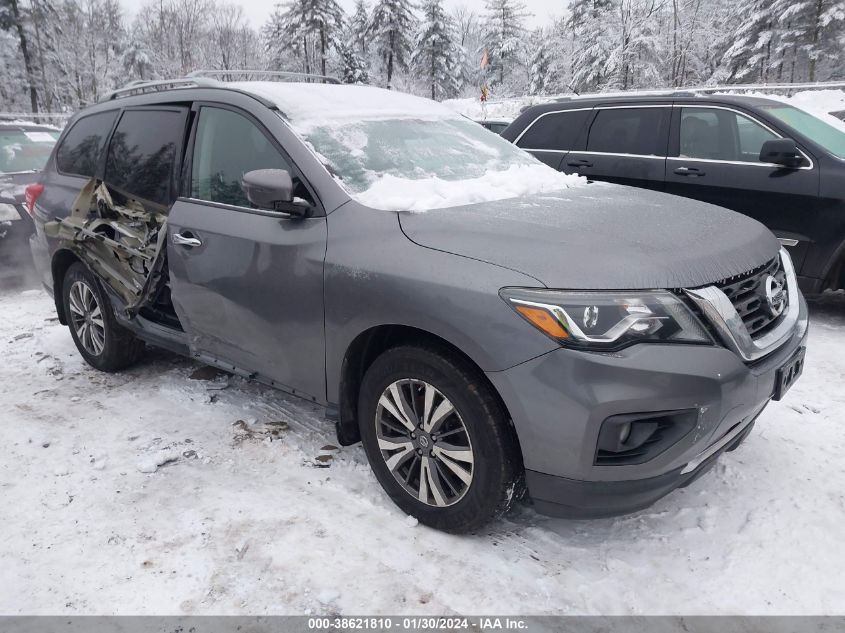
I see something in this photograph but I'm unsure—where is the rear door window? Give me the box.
[55,111,118,177]
[190,106,295,209]
[104,108,188,206]
[516,110,591,151]
[586,108,667,156]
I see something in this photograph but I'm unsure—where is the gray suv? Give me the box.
[27,74,809,532]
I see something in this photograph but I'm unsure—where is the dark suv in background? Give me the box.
[504,94,845,294]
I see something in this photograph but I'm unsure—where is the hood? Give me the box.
[398,182,780,290]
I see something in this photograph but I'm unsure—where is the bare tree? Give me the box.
[210,3,247,71]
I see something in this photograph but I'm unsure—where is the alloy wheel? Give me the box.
[375,379,474,507]
[68,280,105,356]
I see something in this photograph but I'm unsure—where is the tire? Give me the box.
[61,262,144,372]
[358,345,523,533]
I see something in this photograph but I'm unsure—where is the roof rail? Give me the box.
[99,77,219,102]
[682,80,845,93]
[187,69,341,84]
[551,80,845,102]
[554,89,702,101]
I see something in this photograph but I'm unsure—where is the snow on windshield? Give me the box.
[233,82,583,211]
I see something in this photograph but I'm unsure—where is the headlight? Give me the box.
[500,288,712,350]
[0,203,21,222]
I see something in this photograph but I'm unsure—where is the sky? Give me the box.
[121,0,568,30]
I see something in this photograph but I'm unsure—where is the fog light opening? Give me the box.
[595,409,698,466]
[618,422,631,444]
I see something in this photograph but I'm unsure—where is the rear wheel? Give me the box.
[62,262,144,372]
[358,345,523,533]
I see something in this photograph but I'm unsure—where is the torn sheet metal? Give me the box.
[45,179,168,314]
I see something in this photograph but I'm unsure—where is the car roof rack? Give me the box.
[100,78,219,102]
[99,69,342,103]
[551,80,845,103]
[187,69,341,84]
[554,89,699,102]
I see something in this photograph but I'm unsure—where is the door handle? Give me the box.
[673,166,705,177]
[567,159,593,168]
[172,232,202,247]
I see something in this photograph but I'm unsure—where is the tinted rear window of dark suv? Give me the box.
[516,110,591,150]
[55,110,118,177]
[104,108,187,206]
[586,108,667,156]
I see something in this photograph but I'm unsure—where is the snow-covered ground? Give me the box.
[1,286,844,615]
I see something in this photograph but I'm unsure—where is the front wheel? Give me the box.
[62,262,144,372]
[358,345,523,533]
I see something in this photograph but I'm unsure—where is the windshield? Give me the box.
[0,128,59,173]
[760,104,845,159]
[291,115,578,210]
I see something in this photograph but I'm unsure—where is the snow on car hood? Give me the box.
[399,182,780,290]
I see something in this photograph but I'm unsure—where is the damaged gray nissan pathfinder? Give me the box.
[27,72,808,532]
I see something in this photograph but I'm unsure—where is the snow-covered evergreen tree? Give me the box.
[789,0,845,81]
[1,0,844,115]
[717,0,777,82]
[367,0,416,88]
[349,0,370,56]
[481,0,529,90]
[338,41,369,83]
[567,0,615,93]
[411,0,460,99]
[452,6,483,95]
[265,0,344,77]
[611,0,665,90]
[528,36,557,95]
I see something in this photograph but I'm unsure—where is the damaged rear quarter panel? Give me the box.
[44,178,169,315]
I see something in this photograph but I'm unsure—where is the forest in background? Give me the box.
[1,0,843,115]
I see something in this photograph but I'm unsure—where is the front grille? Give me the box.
[716,256,786,338]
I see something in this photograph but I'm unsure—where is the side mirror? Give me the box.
[242,169,310,217]
[759,138,805,168]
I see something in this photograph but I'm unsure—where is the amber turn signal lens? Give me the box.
[515,305,569,339]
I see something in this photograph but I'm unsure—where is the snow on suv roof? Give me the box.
[228,81,461,129]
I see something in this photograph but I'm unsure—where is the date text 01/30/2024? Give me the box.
[307,617,529,630]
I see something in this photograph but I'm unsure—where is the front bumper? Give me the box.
[486,293,808,519]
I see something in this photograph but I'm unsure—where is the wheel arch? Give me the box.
[822,236,845,291]
[335,324,520,453]
[51,248,83,325]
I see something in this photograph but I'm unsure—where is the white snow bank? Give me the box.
[4,288,845,615]
[0,119,62,130]
[788,89,845,114]
[355,164,583,212]
[231,82,460,130]
[734,89,845,134]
